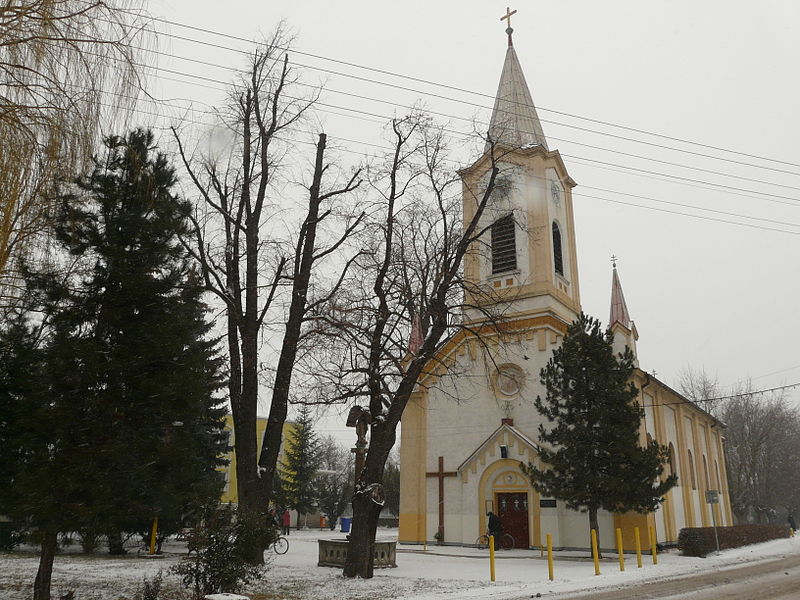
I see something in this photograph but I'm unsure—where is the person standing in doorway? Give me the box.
[282,509,291,535]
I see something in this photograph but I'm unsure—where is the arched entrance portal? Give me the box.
[478,460,538,549]
[497,490,529,548]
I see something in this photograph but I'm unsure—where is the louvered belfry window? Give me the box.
[491,215,516,274]
[552,222,564,276]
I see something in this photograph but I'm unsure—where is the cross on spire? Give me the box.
[501,7,517,46]
[611,254,618,269]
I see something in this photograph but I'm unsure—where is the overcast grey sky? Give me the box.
[143,0,800,426]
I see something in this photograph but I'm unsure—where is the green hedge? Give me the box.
[678,524,791,557]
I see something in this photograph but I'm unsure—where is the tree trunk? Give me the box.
[33,528,57,600]
[344,492,383,578]
[588,507,602,558]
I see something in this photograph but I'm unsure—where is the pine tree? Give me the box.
[522,313,677,546]
[279,406,322,527]
[0,129,227,600]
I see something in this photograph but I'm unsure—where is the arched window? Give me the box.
[668,443,677,479]
[552,222,564,276]
[687,449,697,490]
[491,215,517,274]
[703,455,710,489]
[714,460,721,490]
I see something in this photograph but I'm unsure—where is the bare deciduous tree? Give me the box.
[1,0,151,304]
[679,369,800,523]
[174,27,363,560]
[303,114,509,578]
[719,386,800,523]
[677,366,721,412]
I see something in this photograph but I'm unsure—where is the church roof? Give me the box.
[457,422,540,479]
[485,40,549,153]
[609,266,633,330]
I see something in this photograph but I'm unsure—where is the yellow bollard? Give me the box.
[546,533,554,581]
[591,529,600,575]
[634,527,642,568]
[791,529,795,538]
[149,517,158,555]
[616,528,625,571]
[488,535,496,582]
[649,525,658,565]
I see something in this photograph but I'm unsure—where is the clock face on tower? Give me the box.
[550,181,562,207]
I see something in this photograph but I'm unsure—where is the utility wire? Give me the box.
[75,5,800,178]
[113,8,800,172]
[78,51,800,208]
[87,90,800,237]
[100,37,800,195]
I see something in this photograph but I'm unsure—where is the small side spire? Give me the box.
[609,258,632,330]
[609,257,639,366]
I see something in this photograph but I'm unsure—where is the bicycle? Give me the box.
[475,531,515,550]
[271,535,289,554]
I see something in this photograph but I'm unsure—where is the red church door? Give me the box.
[496,492,529,548]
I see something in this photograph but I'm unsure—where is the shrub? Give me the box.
[78,526,101,553]
[171,505,275,599]
[134,570,164,600]
[678,524,790,557]
[0,522,24,550]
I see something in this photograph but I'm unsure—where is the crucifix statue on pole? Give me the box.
[346,405,371,488]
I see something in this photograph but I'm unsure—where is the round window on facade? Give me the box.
[495,364,525,396]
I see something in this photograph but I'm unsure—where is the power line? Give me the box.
[124,9,800,172]
[50,38,800,236]
[60,13,800,203]
[118,55,800,206]
[111,38,800,196]
[77,4,800,179]
[87,91,800,237]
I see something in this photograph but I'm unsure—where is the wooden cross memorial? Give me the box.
[426,456,457,544]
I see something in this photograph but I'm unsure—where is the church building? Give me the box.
[398,17,732,551]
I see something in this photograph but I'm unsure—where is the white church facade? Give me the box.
[398,19,732,551]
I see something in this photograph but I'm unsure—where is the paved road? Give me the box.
[549,553,800,600]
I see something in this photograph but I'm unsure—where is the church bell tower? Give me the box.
[461,15,581,327]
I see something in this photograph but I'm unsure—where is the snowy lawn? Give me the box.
[1,528,799,599]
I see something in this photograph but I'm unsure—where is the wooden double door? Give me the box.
[496,492,529,548]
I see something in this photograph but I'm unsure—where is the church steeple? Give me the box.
[486,9,548,152]
[460,10,580,327]
[609,260,639,365]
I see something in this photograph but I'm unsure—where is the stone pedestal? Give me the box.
[317,538,397,568]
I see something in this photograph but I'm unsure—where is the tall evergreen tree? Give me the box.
[0,129,227,600]
[279,406,322,527]
[522,313,677,545]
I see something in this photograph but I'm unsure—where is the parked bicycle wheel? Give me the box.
[273,536,289,554]
[499,533,515,550]
[474,534,490,549]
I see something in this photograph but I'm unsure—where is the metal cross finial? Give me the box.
[501,7,517,46]
[611,254,618,268]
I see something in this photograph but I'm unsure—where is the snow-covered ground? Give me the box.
[1,529,798,600]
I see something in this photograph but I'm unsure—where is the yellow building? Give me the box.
[219,415,298,505]
[398,22,732,551]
